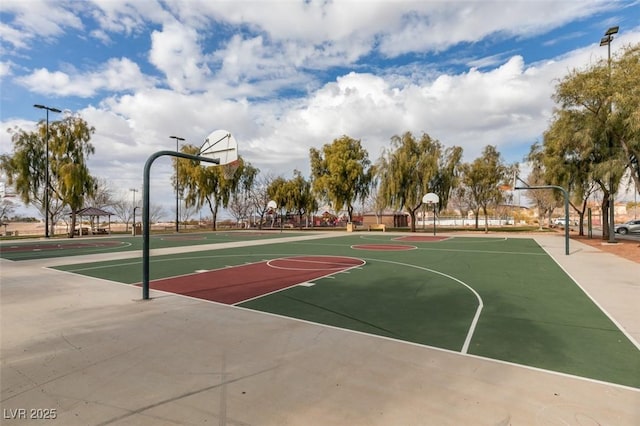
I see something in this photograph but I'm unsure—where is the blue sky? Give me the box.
[1,0,639,218]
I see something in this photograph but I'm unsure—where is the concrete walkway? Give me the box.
[1,232,639,425]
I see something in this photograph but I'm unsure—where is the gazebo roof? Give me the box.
[75,207,114,216]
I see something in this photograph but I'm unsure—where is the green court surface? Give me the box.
[51,234,640,389]
[0,230,305,261]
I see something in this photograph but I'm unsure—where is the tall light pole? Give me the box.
[169,136,185,232]
[600,25,619,243]
[34,104,61,238]
[130,188,138,234]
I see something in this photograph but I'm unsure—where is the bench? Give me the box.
[367,224,386,232]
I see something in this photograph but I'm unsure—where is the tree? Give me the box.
[523,153,561,230]
[363,183,388,225]
[527,137,597,235]
[377,131,462,232]
[459,145,509,233]
[552,43,640,237]
[609,44,640,197]
[178,144,245,231]
[0,198,16,223]
[148,203,166,224]
[86,178,117,210]
[110,187,141,232]
[179,203,199,225]
[1,114,96,237]
[249,172,277,229]
[266,176,286,227]
[268,170,317,229]
[310,135,373,223]
[226,162,259,227]
[112,198,135,232]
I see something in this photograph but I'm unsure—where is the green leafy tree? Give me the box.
[377,131,462,232]
[609,44,640,197]
[552,43,640,236]
[266,176,288,226]
[524,148,562,229]
[460,145,509,233]
[178,145,245,231]
[275,170,317,228]
[310,135,373,222]
[528,136,597,235]
[226,162,259,227]
[1,115,96,237]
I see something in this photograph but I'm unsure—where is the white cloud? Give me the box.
[148,21,211,93]
[0,61,14,79]
[0,0,83,50]
[377,2,613,56]
[87,0,162,36]
[15,58,156,97]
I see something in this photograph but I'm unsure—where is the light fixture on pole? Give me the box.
[169,135,185,233]
[33,104,62,238]
[599,25,619,243]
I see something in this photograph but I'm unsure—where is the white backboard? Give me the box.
[200,130,238,165]
[422,193,439,204]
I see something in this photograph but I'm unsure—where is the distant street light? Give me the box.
[130,188,138,234]
[169,136,185,233]
[599,25,619,243]
[33,104,62,238]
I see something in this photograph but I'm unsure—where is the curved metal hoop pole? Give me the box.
[514,182,570,256]
[142,150,219,300]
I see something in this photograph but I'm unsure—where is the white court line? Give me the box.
[226,301,639,392]
[539,243,640,352]
[362,257,483,354]
[267,256,366,271]
[236,257,367,305]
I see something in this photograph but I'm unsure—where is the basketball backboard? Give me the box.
[422,193,439,204]
[200,130,238,166]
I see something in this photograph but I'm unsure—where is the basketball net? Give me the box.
[222,159,241,180]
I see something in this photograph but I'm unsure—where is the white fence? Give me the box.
[416,216,518,227]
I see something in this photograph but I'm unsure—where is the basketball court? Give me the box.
[2,230,639,425]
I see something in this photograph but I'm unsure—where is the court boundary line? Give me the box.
[292,240,546,256]
[358,235,509,244]
[391,235,453,242]
[226,301,640,392]
[0,240,133,260]
[350,244,418,251]
[539,242,640,352]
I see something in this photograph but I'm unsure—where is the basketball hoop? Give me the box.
[222,158,241,180]
[200,129,238,167]
[422,193,439,205]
